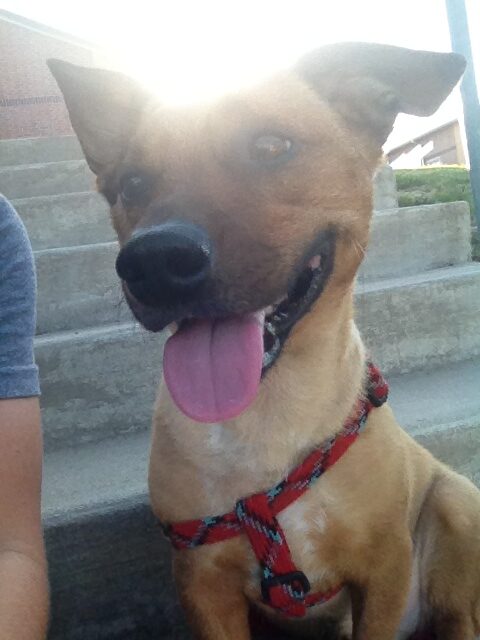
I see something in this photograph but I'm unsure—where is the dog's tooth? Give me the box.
[168,322,179,335]
[254,309,266,327]
[308,254,322,270]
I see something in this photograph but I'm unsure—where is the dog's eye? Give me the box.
[250,135,293,164]
[120,171,152,207]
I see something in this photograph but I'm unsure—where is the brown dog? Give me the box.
[49,43,480,639]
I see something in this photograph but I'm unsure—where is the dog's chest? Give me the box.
[278,497,329,563]
[201,424,341,605]
[244,490,337,601]
[203,424,334,571]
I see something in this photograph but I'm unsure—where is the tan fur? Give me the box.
[49,43,480,639]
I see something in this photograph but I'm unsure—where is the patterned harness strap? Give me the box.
[162,362,388,617]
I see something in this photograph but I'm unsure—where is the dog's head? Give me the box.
[49,43,464,423]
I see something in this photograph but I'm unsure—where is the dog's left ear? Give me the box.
[296,42,466,147]
[48,59,148,174]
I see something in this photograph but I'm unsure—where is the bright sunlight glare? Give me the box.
[2,0,480,150]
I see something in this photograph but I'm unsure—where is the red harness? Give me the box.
[162,362,388,618]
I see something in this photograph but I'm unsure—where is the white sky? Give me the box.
[2,0,479,151]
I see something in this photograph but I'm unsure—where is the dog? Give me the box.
[49,42,480,639]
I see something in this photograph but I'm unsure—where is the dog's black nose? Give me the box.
[116,221,212,307]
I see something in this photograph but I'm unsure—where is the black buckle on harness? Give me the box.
[261,571,311,603]
[367,389,387,407]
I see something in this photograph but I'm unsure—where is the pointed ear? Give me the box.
[296,42,466,147]
[48,59,148,174]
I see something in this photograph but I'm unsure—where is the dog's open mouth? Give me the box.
[262,238,334,372]
[162,228,336,424]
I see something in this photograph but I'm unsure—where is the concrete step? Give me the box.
[43,357,480,640]
[35,242,130,335]
[0,135,82,167]
[34,202,473,335]
[13,191,113,250]
[356,263,480,374]
[36,258,480,382]
[35,323,166,452]
[11,172,404,253]
[389,357,480,463]
[37,263,480,451]
[360,201,471,281]
[0,159,94,199]
[44,431,186,640]
[0,141,389,198]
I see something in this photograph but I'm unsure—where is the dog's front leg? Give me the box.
[174,550,251,640]
[351,537,412,640]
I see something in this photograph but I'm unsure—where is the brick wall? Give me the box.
[0,18,96,139]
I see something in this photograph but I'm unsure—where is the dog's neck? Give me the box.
[232,283,365,466]
[159,282,365,510]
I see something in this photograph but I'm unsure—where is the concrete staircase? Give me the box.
[1,136,480,640]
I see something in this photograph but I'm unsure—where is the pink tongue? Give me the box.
[163,314,264,423]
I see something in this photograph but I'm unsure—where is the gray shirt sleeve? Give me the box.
[0,194,40,398]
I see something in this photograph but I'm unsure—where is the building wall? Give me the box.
[0,18,96,139]
[423,122,465,165]
[388,121,466,168]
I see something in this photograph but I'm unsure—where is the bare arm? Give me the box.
[0,196,48,636]
[0,397,48,639]
[0,195,49,636]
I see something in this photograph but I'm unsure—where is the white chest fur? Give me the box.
[277,494,333,584]
[203,422,334,578]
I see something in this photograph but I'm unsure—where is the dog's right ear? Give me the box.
[296,43,465,150]
[48,59,148,174]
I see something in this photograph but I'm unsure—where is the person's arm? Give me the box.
[0,195,48,639]
[0,397,48,639]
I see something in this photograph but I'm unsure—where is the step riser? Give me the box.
[46,503,188,640]
[0,136,83,167]
[14,174,402,252]
[35,244,130,335]
[356,269,480,374]
[34,203,473,334]
[0,160,94,199]
[36,269,480,356]
[45,419,480,640]
[359,202,471,281]
[37,266,480,451]
[3,147,390,202]
[36,327,165,451]
[14,192,114,250]
[36,266,480,373]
